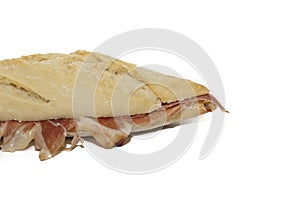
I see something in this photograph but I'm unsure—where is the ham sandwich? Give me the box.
[0,51,227,160]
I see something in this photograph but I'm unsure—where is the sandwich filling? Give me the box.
[0,94,226,160]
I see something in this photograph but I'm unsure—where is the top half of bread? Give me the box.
[0,51,209,121]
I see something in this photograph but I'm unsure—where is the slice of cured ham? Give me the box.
[0,94,226,160]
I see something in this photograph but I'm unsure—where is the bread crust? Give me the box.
[0,51,209,121]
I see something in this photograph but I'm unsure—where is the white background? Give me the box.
[1,0,300,199]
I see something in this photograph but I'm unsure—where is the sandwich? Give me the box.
[0,50,227,160]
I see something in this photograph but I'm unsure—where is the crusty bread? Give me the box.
[0,51,209,121]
